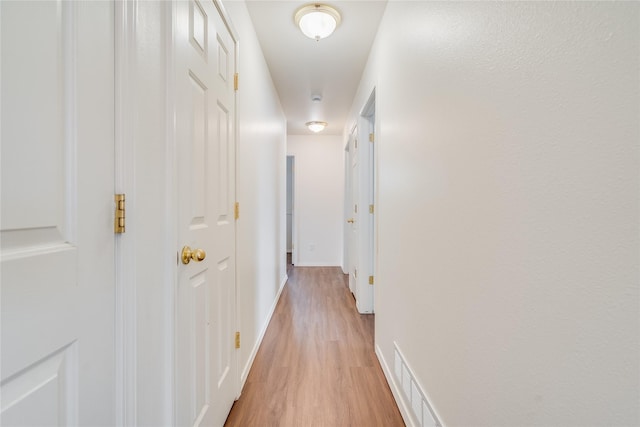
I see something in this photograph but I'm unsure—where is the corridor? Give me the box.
[2,1,637,425]
[224,266,404,426]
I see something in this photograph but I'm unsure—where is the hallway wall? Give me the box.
[347,2,640,426]
[224,2,288,387]
[287,135,344,267]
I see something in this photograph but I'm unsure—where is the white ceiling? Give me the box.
[244,1,387,135]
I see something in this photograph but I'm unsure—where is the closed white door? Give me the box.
[1,1,115,425]
[174,0,237,425]
[349,134,360,296]
[286,156,294,255]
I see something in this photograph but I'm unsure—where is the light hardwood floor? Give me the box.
[224,266,405,427]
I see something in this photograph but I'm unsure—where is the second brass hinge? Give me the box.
[369,275,374,285]
[369,133,374,143]
[115,194,125,234]
[235,331,240,349]
[369,204,374,214]
[234,73,239,91]
[234,202,240,220]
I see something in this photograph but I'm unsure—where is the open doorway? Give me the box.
[286,156,295,269]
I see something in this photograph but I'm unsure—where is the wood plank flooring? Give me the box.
[224,266,405,427]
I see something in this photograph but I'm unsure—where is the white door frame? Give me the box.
[114,1,138,424]
[114,2,177,424]
[286,155,297,266]
[221,0,241,402]
[355,88,376,313]
[342,139,351,275]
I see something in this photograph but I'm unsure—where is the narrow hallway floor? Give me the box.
[224,266,405,427]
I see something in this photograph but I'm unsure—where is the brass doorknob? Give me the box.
[181,246,206,264]
[347,218,355,223]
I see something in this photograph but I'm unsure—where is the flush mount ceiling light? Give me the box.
[295,4,341,41]
[306,121,328,133]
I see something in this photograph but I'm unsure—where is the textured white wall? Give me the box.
[348,2,640,426]
[287,135,344,267]
[224,1,288,386]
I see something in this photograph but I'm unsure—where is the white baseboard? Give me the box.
[294,262,340,267]
[375,344,417,427]
[239,274,288,390]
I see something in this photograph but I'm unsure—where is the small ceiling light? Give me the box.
[295,4,341,41]
[306,121,328,133]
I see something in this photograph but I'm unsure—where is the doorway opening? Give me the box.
[286,156,295,269]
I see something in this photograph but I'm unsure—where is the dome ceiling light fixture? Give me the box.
[295,4,341,41]
[306,121,328,133]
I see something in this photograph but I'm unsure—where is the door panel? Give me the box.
[1,1,115,425]
[175,0,237,425]
[349,133,359,296]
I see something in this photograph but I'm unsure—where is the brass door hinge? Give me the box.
[235,331,240,349]
[234,202,240,220]
[369,275,374,285]
[114,194,126,233]
[369,133,374,143]
[369,204,374,214]
[234,73,239,91]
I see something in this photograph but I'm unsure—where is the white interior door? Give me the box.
[349,133,360,297]
[1,1,115,425]
[356,105,375,314]
[174,0,237,425]
[366,114,376,312]
[342,145,350,275]
[286,156,294,255]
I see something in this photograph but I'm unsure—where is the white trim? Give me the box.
[211,0,242,401]
[375,345,416,427]
[289,154,299,267]
[238,274,288,392]
[295,262,343,267]
[352,87,376,313]
[165,1,178,424]
[114,1,138,425]
[341,143,350,275]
